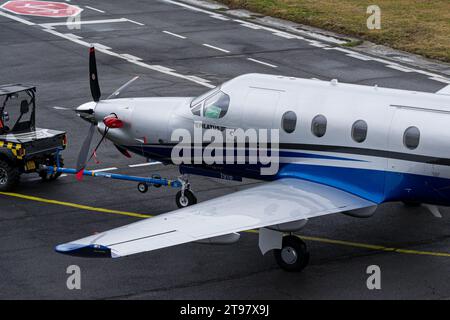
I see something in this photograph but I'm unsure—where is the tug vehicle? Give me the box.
[0,84,66,191]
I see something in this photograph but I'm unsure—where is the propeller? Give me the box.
[74,46,139,178]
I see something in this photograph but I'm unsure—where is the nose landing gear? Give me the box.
[175,174,197,208]
[136,173,198,208]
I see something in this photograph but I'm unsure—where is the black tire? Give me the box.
[152,174,162,188]
[40,155,64,181]
[175,189,197,208]
[137,183,148,193]
[273,235,310,272]
[402,201,421,207]
[0,159,20,191]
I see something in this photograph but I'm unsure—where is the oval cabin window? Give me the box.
[311,114,327,137]
[281,111,297,133]
[351,120,368,143]
[403,126,420,150]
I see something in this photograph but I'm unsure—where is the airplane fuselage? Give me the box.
[90,74,450,206]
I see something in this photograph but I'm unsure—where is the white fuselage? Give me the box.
[90,74,450,205]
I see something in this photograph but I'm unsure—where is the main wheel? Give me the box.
[40,155,64,181]
[0,159,20,191]
[175,189,197,208]
[402,201,421,207]
[273,235,310,272]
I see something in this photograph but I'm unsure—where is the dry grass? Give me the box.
[219,0,450,62]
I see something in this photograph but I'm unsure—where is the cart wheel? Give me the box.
[137,182,148,193]
[152,174,162,188]
[176,189,197,208]
[0,159,20,191]
[40,156,64,181]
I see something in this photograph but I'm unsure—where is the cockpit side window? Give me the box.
[203,91,230,119]
[190,87,219,108]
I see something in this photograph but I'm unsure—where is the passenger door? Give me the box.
[242,87,282,130]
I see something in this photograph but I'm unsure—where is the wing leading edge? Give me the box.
[56,178,376,258]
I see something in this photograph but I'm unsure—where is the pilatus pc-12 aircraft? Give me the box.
[56,47,450,272]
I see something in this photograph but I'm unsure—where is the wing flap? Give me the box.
[56,178,376,258]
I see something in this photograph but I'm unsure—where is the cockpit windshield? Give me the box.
[190,87,230,119]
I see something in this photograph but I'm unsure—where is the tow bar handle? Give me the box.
[44,166,182,188]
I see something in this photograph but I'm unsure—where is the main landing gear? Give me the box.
[274,235,310,272]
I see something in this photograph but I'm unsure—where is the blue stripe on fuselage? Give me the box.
[123,144,450,205]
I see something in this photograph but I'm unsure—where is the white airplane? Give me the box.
[56,47,450,272]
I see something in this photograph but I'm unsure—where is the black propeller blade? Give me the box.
[89,46,101,102]
[75,46,139,176]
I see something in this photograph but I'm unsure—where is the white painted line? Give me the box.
[129,162,162,168]
[63,33,83,40]
[202,43,230,53]
[91,43,111,50]
[120,53,142,61]
[185,75,211,83]
[235,20,261,30]
[91,167,118,173]
[386,64,413,72]
[125,18,145,26]
[162,30,186,39]
[308,41,328,48]
[40,18,128,28]
[346,53,372,61]
[0,10,213,89]
[272,32,296,39]
[146,64,176,73]
[430,77,450,84]
[85,6,105,13]
[329,47,355,54]
[211,15,229,21]
[247,58,277,68]
[0,11,35,25]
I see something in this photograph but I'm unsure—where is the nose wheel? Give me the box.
[273,235,310,272]
[175,174,197,208]
[176,189,197,208]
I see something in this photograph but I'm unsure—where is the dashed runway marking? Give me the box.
[129,161,162,168]
[162,30,186,39]
[202,43,230,53]
[247,58,277,68]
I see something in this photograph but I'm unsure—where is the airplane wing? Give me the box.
[56,178,377,258]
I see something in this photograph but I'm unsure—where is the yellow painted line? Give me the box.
[1,191,450,257]
[0,192,151,219]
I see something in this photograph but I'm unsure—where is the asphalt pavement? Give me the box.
[0,0,449,299]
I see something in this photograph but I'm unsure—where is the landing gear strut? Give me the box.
[273,235,310,272]
[175,174,197,208]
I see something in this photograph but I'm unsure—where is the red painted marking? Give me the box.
[75,169,84,181]
[1,1,82,18]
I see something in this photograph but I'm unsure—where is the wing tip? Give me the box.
[55,243,113,258]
